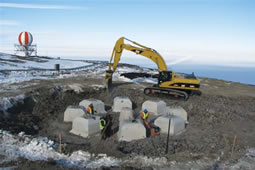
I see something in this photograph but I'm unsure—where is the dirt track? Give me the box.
[0,75,255,169]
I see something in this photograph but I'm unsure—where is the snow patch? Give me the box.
[122,155,169,167]
[228,148,255,170]
[68,84,84,93]
[0,130,120,168]
[0,95,25,114]
[0,53,90,70]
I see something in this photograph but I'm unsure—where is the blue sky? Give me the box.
[0,0,255,67]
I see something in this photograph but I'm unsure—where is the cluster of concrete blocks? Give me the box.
[112,97,147,141]
[64,99,106,138]
[115,97,188,142]
[63,96,188,142]
[143,100,188,136]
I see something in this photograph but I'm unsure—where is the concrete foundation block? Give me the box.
[165,106,188,122]
[119,107,134,122]
[118,120,146,141]
[64,106,85,122]
[70,116,100,138]
[79,99,106,114]
[142,100,167,115]
[154,115,185,135]
[113,96,132,112]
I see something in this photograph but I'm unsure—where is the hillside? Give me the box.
[0,54,254,169]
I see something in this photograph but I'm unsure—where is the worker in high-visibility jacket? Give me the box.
[100,116,106,132]
[141,109,150,137]
[99,114,112,140]
[141,109,149,121]
[87,103,94,115]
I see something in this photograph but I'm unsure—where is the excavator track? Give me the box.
[144,87,189,101]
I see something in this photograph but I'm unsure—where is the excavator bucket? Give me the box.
[105,70,113,89]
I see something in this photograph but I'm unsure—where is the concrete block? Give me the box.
[118,120,146,141]
[142,100,166,115]
[165,106,188,122]
[64,106,85,122]
[70,116,100,138]
[154,115,185,135]
[113,96,132,112]
[119,107,134,122]
[79,99,106,114]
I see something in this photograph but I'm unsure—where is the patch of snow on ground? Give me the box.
[0,130,120,168]
[228,148,255,170]
[123,155,168,167]
[0,71,56,84]
[0,53,94,86]
[67,84,84,93]
[91,84,105,90]
[0,53,90,70]
[0,94,25,112]
[0,130,254,169]
[111,66,157,84]
[1,53,157,86]
[132,77,157,83]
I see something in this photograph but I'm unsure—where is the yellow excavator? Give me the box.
[105,37,201,100]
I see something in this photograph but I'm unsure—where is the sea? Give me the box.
[67,56,255,85]
[118,58,255,85]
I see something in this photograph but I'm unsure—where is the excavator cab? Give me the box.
[158,71,172,84]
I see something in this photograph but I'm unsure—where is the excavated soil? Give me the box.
[0,77,255,169]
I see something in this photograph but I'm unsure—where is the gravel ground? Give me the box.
[0,71,254,169]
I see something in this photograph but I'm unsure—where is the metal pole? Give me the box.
[165,117,171,154]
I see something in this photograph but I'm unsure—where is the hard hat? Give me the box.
[144,109,148,113]
[89,103,93,107]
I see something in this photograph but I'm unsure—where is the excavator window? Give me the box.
[159,71,172,83]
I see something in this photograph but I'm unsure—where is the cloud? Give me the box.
[0,20,20,26]
[0,2,85,10]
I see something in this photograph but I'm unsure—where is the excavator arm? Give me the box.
[105,37,168,88]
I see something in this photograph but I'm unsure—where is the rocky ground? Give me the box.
[0,65,255,169]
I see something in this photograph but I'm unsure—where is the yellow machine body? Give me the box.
[105,37,200,98]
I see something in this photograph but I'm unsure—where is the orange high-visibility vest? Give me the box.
[141,112,149,120]
[87,106,93,115]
